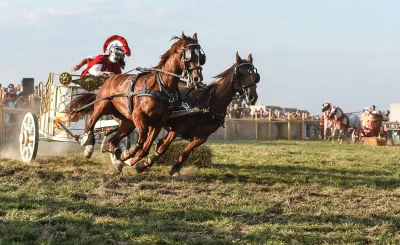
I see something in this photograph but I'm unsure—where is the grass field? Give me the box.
[1,140,400,244]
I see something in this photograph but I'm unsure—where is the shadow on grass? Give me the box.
[1,195,399,244]
[199,163,400,189]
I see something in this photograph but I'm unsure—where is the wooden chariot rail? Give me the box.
[0,105,40,143]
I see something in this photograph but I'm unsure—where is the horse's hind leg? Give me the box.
[169,137,207,176]
[82,100,111,158]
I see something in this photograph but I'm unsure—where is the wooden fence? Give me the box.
[2,104,399,143]
[213,113,321,141]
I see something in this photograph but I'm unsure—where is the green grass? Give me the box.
[1,140,400,244]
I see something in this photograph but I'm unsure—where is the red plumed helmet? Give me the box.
[103,35,131,57]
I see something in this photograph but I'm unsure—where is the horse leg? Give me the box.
[132,124,163,173]
[169,137,207,176]
[107,117,135,172]
[331,127,336,144]
[82,100,110,158]
[338,128,343,144]
[138,131,179,172]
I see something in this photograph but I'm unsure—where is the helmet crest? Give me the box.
[103,35,131,56]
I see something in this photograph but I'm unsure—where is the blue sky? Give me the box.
[1,0,399,114]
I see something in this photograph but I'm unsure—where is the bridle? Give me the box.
[231,62,260,105]
[180,43,206,85]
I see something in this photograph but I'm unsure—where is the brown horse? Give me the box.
[134,52,260,175]
[65,32,206,168]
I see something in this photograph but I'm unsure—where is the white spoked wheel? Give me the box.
[351,130,357,143]
[19,112,39,163]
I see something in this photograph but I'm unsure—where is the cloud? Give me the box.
[0,1,178,29]
[23,9,40,19]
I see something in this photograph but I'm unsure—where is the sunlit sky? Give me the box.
[1,0,399,114]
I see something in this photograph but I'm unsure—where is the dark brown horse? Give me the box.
[65,33,206,168]
[133,52,260,175]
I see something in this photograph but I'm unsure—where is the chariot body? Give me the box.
[19,73,120,162]
[351,113,387,143]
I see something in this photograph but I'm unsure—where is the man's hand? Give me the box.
[101,71,115,77]
[71,64,81,71]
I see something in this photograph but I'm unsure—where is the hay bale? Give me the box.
[157,141,213,167]
[363,137,387,146]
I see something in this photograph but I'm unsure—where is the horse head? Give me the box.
[233,52,259,105]
[322,101,331,112]
[171,32,206,86]
[328,105,340,119]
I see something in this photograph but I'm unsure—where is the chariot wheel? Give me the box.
[19,112,39,163]
[380,131,388,141]
[351,130,358,143]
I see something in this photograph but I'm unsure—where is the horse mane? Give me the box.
[210,57,246,85]
[212,63,236,81]
[155,35,197,69]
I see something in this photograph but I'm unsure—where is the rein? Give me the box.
[73,67,185,113]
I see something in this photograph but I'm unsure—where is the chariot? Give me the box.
[351,113,387,143]
[18,72,121,162]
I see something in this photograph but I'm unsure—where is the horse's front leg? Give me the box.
[331,127,336,144]
[136,130,179,173]
[129,124,163,173]
[338,128,344,144]
[169,137,208,176]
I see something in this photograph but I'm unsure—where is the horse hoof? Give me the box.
[120,150,131,161]
[135,161,148,174]
[84,145,94,159]
[112,161,124,172]
[169,163,182,176]
[114,148,122,160]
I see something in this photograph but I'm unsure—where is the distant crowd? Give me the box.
[226,98,321,120]
[1,83,40,123]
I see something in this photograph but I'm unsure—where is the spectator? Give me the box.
[230,104,241,139]
[15,84,22,97]
[3,91,17,123]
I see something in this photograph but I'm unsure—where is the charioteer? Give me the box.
[71,35,131,79]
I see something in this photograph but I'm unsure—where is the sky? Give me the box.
[0,0,399,115]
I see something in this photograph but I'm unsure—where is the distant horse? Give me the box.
[328,105,360,144]
[321,101,334,140]
[133,52,260,175]
[65,33,206,167]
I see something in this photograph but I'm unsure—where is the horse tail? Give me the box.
[64,93,97,121]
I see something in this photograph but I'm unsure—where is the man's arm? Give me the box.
[88,64,115,77]
[71,58,88,71]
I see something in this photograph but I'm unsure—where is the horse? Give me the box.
[65,32,206,169]
[328,105,360,144]
[133,52,260,175]
[321,101,334,141]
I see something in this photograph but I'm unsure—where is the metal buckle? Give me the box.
[181,102,190,110]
